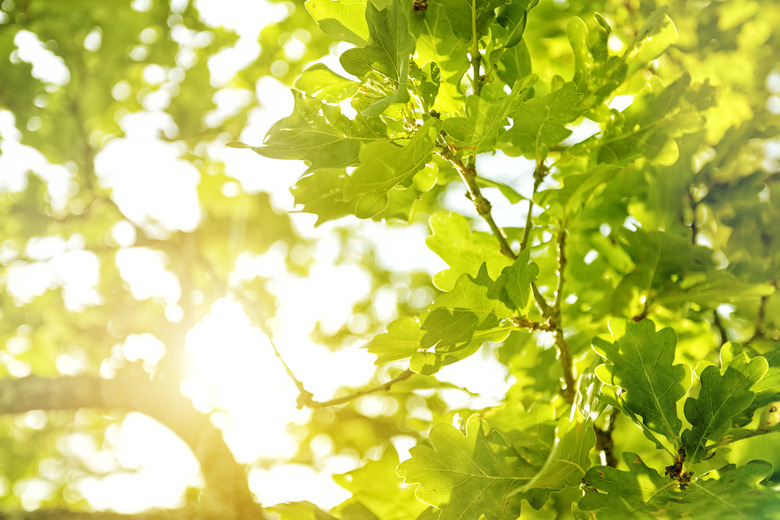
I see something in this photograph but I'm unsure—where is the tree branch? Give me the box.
[0,375,266,520]
[551,227,575,404]
[519,162,546,254]
[304,369,414,408]
[745,278,777,346]
[436,141,515,259]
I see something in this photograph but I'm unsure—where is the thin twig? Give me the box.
[745,278,776,346]
[552,227,576,404]
[436,141,515,258]
[713,309,729,346]
[519,162,546,253]
[235,292,415,409]
[594,409,620,468]
[511,316,556,332]
[307,369,414,408]
[437,138,573,403]
[687,189,699,245]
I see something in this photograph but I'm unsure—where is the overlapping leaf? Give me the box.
[443,75,536,153]
[579,452,680,518]
[445,0,505,42]
[363,316,425,366]
[592,74,708,165]
[344,119,439,218]
[593,319,689,443]
[305,0,369,46]
[502,82,584,161]
[581,456,780,519]
[515,412,595,493]
[426,212,513,291]
[495,247,538,312]
[250,92,386,170]
[413,264,514,374]
[682,346,768,462]
[340,0,415,115]
[294,64,360,103]
[398,415,545,520]
[333,446,428,520]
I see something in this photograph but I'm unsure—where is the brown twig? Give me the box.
[519,162,546,253]
[745,279,777,346]
[551,228,576,404]
[436,141,515,258]
[594,409,620,468]
[511,316,556,332]
[305,369,414,408]
[713,309,729,346]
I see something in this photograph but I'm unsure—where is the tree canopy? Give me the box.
[1,0,779,519]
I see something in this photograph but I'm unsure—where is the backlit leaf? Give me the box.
[593,319,689,443]
[502,82,584,161]
[442,75,536,153]
[344,118,439,209]
[426,212,513,291]
[398,415,545,520]
[682,346,768,463]
[305,0,369,46]
[252,91,386,170]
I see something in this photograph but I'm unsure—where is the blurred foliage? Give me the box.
[0,0,779,518]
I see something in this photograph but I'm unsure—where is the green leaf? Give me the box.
[413,264,514,374]
[490,39,533,87]
[496,247,538,311]
[592,74,707,165]
[502,82,584,161]
[612,228,714,303]
[579,452,678,519]
[334,445,428,520]
[340,0,415,114]
[446,0,505,42]
[305,0,369,46]
[476,176,527,204]
[426,212,513,291]
[581,457,780,520]
[423,264,514,326]
[495,0,537,49]
[593,319,689,444]
[567,15,626,106]
[349,0,414,78]
[344,118,439,212]
[363,316,425,365]
[626,8,678,73]
[294,64,360,103]
[252,91,385,170]
[516,412,595,493]
[290,168,354,225]
[398,415,545,520]
[267,501,340,520]
[442,75,536,153]
[421,307,480,350]
[539,164,621,220]
[655,270,776,307]
[667,462,780,520]
[414,0,470,115]
[682,347,768,463]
